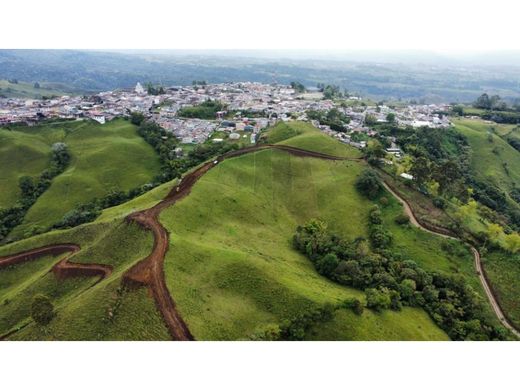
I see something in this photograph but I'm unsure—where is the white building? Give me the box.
[135,82,145,95]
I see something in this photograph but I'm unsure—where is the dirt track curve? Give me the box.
[382,181,520,338]
[0,244,112,280]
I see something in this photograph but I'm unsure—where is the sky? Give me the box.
[2,0,520,51]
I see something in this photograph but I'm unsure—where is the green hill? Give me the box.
[159,146,447,340]
[0,79,71,99]
[0,129,52,209]
[5,120,507,340]
[0,216,170,340]
[453,118,520,194]
[7,119,161,238]
[263,121,362,158]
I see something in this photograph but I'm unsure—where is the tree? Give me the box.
[316,253,339,277]
[364,114,378,126]
[474,93,491,110]
[486,223,503,243]
[356,170,382,200]
[130,111,145,126]
[365,288,391,312]
[33,82,40,89]
[504,233,520,253]
[31,294,55,325]
[386,113,396,123]
[19,176,35,198]
[410,156,431,186]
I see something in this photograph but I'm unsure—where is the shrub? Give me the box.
[341,298,364,315]
[31,294,55,325]
[365,288,391,312]
[355,169,382,200]
[394,214,410,225]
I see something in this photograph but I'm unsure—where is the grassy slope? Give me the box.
[453,118,520,193]
[265,121,362,158]
[0,79,70,99]
[380,193,501,328]
[306,307,449,341]
[159,146,447,340]
[9,119,161,237]
[0,218,169,340]
[452,118,520,329]
[0,128,52,209]
[481,250,520,329]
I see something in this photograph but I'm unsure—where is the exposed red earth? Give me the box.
[1,144,517,340]
[0,244,112,280]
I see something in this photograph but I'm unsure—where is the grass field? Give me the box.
[306,307,449,341]
[0,216,169,340]
[7,119,161,238]
[0,79,71,99]
[453,118,520,194]
[263,121,362,158]
[0,128,52,209]
[159,146,448,340]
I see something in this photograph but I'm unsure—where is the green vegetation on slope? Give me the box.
[453,118,520,195]
[8,119,161,238]
[159,148,447,340]
[306,307,449,340]
[0,217,169,340]
[0,128,52,209]
[0,79,70,99]
[261,121,362,158]
[481,250,520,330]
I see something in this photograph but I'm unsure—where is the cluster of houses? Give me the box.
[0,81,452,153]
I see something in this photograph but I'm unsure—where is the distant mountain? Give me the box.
[1,49,520,103]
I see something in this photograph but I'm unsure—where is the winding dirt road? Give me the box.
[382,181,520,338]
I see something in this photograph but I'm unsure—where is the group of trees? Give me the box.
[474,93,509,111]
[146,82,165,95]
[292,219,507,340]
[317,84,344,100]
[306,108,350,131]
[396,127,471,201]
[290,81,306,93]
[177,99,226,119]
[465,94,520,124]
[0,143,70,241]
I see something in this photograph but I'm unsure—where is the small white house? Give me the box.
[400,173,414,180]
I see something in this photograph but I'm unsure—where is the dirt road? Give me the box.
[382,181,520,338]
[0,244,112,280]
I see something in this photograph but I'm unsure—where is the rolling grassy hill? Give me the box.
[0,79,71,98]
[453,118,520,194]
[158,133,448,340]
[262,121,363,158]
[6,119,161,239]
[0,217,170,340]
[2,119,506,340]
[0,128,52,209]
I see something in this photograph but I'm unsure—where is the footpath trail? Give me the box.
[382,181,520,338]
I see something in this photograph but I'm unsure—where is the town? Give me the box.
[0,81,452,150]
